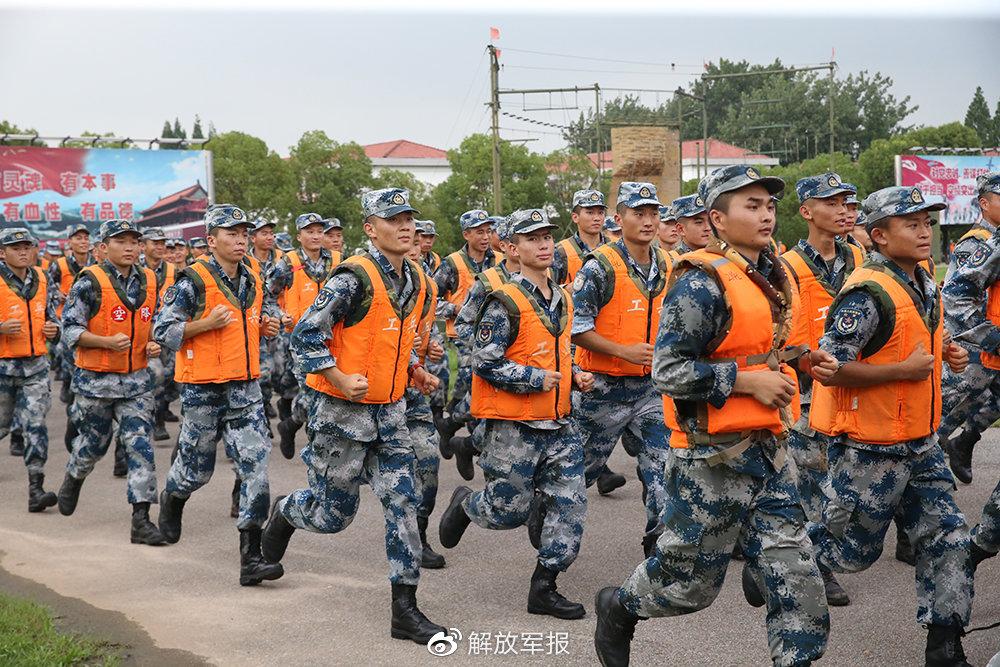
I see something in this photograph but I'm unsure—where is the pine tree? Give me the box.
[172,118,187,140]
[161,120,173,138]
[964,86,992,146]
[991,99,1000,147]
[192,114,204,140]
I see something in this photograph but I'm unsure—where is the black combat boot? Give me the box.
[163,405,179,422]
[971,541,994,572]
[390,583,446,644]
[438,486,472,549]
[528,562,585,619]
[131,503,167,546]
[153,405,169,442]
[230,477,241,519]
[158,489,187,544]
[820,565,850,606]
[57,473,84,515]
[277,418,300,460]
[417,516,445,569]
[432,407,453,460]
[276,397,292,422]
[263,400,277,420]
[449,435,475,481]
[641,532,659,559]
[9,431,24,457]
[239,528,284,586]
[741,562,766,607]
[597,466,627,495]
[945,430,978,485]
[261,496,295,563]
[527,493,545,550]
[64,421,78,453]
[113,440,127,477]
[594,586,641,667]
[925,622,971,667]
[896,525,917,566]
[27,472,57,513]
[59,379,72,404]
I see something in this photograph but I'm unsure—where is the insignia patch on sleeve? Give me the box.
[313,287,334,311]
[477,322,494,344]
[967,244,989,269]
[834,307,862,336]
[162,286,177,305]
[572,274,585,293]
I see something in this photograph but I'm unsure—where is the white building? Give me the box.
[364,140,452,186]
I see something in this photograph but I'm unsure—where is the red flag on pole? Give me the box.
[490,26,500,40]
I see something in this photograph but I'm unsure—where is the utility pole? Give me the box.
[488,44,502,214]
[594,83,602,182]
[828,62,836,168]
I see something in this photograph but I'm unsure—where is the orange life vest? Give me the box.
[959,227,1000,369]
[306,255,427,404]
[556,237,588,286]
[424,251,442,273]
[0,267,48,359]
[476,263,510,293]
[54,255,86,317]
[37,257,50,271]
[471,281,573,421]
[174,260,262,384]
[145,260,176,301]
[283,250,334,329]
[810,263,942,444]
[443,250,477,338]
[782,242,865,349]
[330,250,342,267]
[75,265,157,373]
[574,244,671,376]
[414,268,439,367]
[663,247,801,448]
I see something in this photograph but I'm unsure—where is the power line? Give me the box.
[500,46,701,70]
[500,111,569,130]
[505,64,697,76]
[446,47,489,148]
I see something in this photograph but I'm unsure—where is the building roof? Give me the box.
[140,182,208,216]
[586,138,772,168]
[363,140,447,160]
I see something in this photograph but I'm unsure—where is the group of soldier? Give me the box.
[2,164,999,666]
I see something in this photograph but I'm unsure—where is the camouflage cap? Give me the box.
[323,217,343,232]
[45,240,63,255]
[0,227,36,246]
[795,172,856,203]
[189,236,207,248]
[142,226,167,241]
[252,219,276,233]
[573,189,606,209]
[699,165,784,211]
[862,186,946,231]
[977,171,1000,197]
[459,209,491,231]
[362,187,419,220]
[843,183,860,205]
[617,182,661,209]
[488,215,506,233]
[295,212,324,231]
[98,219,142,242]
[205,204,251,232]
[659,205,676,222]
[603,216,621,233]
[496,215,514,242]
[508,209,556,236]
[672,194,707,219]
[418,220,437,236]
[274,232,293,251]
[173,238,188,247]
[66,223,90,238]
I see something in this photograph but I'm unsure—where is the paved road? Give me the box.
[1,382,998,666]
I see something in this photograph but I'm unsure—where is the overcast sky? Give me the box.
[2,2,998,155]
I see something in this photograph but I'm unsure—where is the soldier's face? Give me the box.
[365,211,416,256]
[572,206,606,236]
[463,225,491,253]
[801,194,848,236]
[190,246,205,258]
[208,226,250,263]
[981,192,1000,224]
[254,227,275,251]
[418,233,435,252]
[618,205,658,245]
[325,228,343,251]
[298,224,324,252]
[709,184,775,252]
[679,213,712,249]
[658,219,680,245]
[105,234,141,267]
[3,242,33,269]
[510,230,554,271]
[845,203,859,231]
[145,239,166,261]
[489,230,503,252]
[871,212,933,263]
[69,232,90,255]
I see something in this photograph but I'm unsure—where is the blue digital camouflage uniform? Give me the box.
[49,252,95,379]
[0,262,59,475]
[570,239,669,539]
[939,217,1000,444]
[783,238,854,524]
[246,247,283,408]
[405,387,439,520]
[463,274,587,572]
[277,245,425,585]
[142,257,177,414]
[808,251,974,629]
[974,480,1000,554]
[62,261,158,504]
[264,246,335,408]
[615,243,829,667]
[154,255,273,530]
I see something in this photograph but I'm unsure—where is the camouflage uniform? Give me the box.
[247,245,283,408]
[277,245,425,584]
[459,273,587,571]
[405,387,439,520]
[571,238,670,539]
[155,255,272,529]
[62,260,158,504]
[809,249,974,628]
[974,480,1000,554]
[0,262,59,476]
[142,256,177,417]
[49,250,94,380]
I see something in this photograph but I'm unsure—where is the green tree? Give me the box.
[0,120,39,146]
[62,131,120,149]
[432,134,549,233]
[993,99,1000,148]
[964,86,993,146]
[287,131,375,249]
[207,131,295,223]
[160,120,174,139]
[370,167,455,251]
[192,115,204,140]
[857,122,981,193]
[563,94,674,155]
[172,118,186,141]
